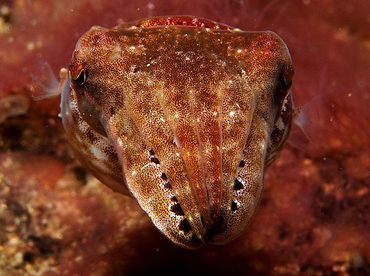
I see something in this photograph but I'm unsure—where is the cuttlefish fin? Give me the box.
[30,61,67,100]
[289,95,332,149]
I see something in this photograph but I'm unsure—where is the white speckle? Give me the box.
[90,144,107,161]
[147,3,155,10]
[173,138,180,147]
[160,117,165,122]
[27,42,35,51]
[213,112,218,116]
[229,111,236,117]
[75,133,82,143]
[259,142,266,151]
[236,177,245,185]
[78,121,89,133]
[147,63,151,67]
[132,170,137,176]
[130,65,137,73]
[275,117,285,131]
[117,138,124,147]
[141,163,154,171]
[110,46,121,61]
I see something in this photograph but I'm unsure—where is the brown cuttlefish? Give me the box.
[39,16,294,249]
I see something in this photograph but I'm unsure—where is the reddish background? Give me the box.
[0,0,369,275]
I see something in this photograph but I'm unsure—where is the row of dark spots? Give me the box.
[152,148,194,236]
[234,178,243,191]
[149,149,160,164]
[231,200,238,211]
[168,191,191,234]
[161,171,173,190]
[168,190,192,234]
[231,160,246,213]
[179,219,192,234]
[171,200,184,216]
[231,177,244,211]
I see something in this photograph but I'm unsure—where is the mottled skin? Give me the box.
[60,16,294,249]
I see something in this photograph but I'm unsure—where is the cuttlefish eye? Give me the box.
[68,65,107,136]
[72,69,86,86]
[280,64,294,88]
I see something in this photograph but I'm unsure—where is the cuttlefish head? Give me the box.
[60,16,294,249]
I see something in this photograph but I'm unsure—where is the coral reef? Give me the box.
[0,0,369,275]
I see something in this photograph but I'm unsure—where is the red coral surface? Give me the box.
[0,0,369,275]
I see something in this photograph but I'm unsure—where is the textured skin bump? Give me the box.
[61,16,294,249]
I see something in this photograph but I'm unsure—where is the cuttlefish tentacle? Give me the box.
[57,16,293,249]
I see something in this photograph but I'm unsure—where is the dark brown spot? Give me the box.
[7,199,27,217]
[23,251,36,264]
[192,234,201,243]
[231,200,238,211]
[85,128,98,143]
[73,166,88,185]
[171,203,185,216]
[170,196,178,202]
[149,149,155,155]
[234,179,243,190]
[109,107,115,116]
[150,157,160,164]
[163,182,172,189]
[103,146,118,158]
[2,124,22,140]
[161,172,168,181]
[179,219,191,234]
[238,160,245,168]
[27,235,59,257]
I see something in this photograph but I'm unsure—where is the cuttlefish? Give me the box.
[36,16,294,249]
